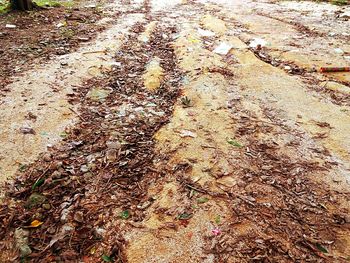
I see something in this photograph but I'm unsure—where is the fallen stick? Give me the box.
[320,67,350,73]
[82,50,106,55]
[69,107,86,122]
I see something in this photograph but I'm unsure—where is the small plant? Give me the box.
[331,0,348,5]
[60,28,75,39]
[0,0,10,14]
[181,96,192,108]
[227,138,243,148]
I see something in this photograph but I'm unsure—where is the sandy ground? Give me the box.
[0,0,349,262]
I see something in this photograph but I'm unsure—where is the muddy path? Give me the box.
[0,0,350,262]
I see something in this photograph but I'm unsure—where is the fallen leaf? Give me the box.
[197,197,209,204]
[32,178,45,190]
[30,220,43,228]
[101,254,112,262]
[178,213,192,220]
[316,243,328,254]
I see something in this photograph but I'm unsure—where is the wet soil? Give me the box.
[0,0,349,262]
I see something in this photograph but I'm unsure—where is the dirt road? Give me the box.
[0,0,349,262]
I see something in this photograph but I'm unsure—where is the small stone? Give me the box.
[42,203,51,210]
[137,201,152,210]
[73,211,84,223]
[42,153,52,162]
[47,226,56,234]
[339,11,350,20]
[52,170,62,179]
[51,161,63,170]
[14,228,32,257]
[32,212,43,220]
[106,149,118,162]
[94,227,106,237]
[106,140,121,150]
[80,165,89,173]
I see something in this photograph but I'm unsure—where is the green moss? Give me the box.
[0,1,10,14]
[33,0,74,8]
[330,0,349,5]
[0,0,75,13]
[26,193,46,209]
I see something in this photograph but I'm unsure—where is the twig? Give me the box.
[69,107,86,122]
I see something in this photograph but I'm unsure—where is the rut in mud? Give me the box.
[0,0,350,262]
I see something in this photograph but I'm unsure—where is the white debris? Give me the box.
[198,28,215,37]
[149,109,165,116]
[111,61,122,67]
[213,42,233,55]
[85,4,96,8]
[56,22,65,28]
[5,24,16,29]
[146,102,157,107]
[334,48,344,55]
[339,11,350,19]
[180,130,197,138]
[78,37,90,42]
[249,38,268,48]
